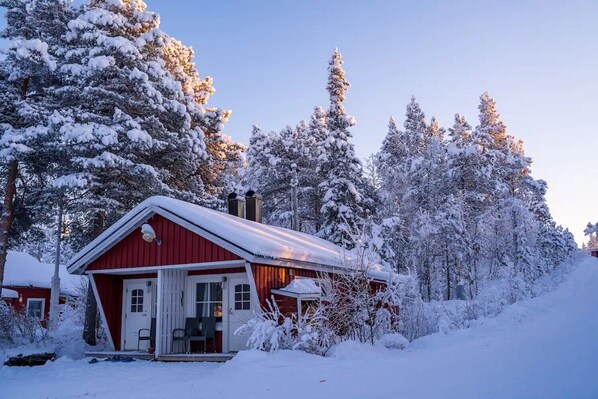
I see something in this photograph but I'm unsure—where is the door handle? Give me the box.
[229,307,234,315]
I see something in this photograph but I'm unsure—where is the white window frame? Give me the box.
[186,273,247,354]
[26,298,45,320]
[233,283,251,311]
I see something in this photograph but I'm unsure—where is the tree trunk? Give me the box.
[83,211,106,345]
[446,251,451,300]
[0,78,28,294]
[49,195,64,331]
[0,159,18,294]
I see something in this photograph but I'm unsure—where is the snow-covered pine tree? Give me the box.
[376,117,409,214]
[162,35,242,209]
[0,0,72,291]
[318,49,373,249]
[52,0,209,244]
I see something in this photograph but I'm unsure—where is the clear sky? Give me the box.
[3,1,597,244]
[148,0,596,244]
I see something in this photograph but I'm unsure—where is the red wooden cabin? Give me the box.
[68,195,390,359]
[1,251,84,322]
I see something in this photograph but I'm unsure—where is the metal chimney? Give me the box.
[227,192,245,218]
[245,190,263,223]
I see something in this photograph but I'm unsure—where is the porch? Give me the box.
[89,260,259,358]
[85,351,235,363]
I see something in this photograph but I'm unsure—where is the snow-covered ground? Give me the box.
[2,256,597,399]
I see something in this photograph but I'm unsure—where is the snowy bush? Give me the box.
[0,302,45,346]
[235,299,298,352]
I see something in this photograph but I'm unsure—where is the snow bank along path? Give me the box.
[2,256,597,399]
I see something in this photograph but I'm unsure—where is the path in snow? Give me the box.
[1,256,597,399]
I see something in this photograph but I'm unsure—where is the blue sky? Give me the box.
[150,0,596,243]
[2,1,596,243]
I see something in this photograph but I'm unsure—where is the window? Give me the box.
[27,299,45,320]
[130,289,144,313]
[195,282,223,321]
[234,284,251,310]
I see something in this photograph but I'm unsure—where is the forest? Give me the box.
[0,0,578,336]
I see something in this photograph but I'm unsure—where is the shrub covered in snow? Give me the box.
[0,302,45,345]
[239,257,400,356]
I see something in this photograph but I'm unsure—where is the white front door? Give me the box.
[123,280,151,351]
[228,276,253,352]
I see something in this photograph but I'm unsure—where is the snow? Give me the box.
[3,256,597,398]
[68,196,390,279]
[0,288,18,299]
[276,277,321,296]
[3,251,84,296]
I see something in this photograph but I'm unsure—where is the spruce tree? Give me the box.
[318,49,372,249]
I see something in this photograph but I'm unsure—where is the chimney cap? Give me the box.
[228,192,238,200]
[245,190,262,199]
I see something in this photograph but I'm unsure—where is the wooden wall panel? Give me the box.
[88,214,240,271]
[250,264,317,307]
[94,273,157,350]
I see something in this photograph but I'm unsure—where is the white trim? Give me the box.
[244,262,261,312]
[89,275,115,351]
[155,270,163,357]
[270,289,321,301]
[25,298,45,321]
[86,260,245,275]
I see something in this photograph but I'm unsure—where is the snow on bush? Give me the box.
[238,256,401,356]
[0,301,45,345]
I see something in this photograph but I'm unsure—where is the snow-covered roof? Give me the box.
[4,251,84,296]
[67,196,391,280]
[1,288,18,299]
[272,277,322,299]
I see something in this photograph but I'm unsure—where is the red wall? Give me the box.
[2,286,52,320]
[250,264,317,307]
[88,214,240,271]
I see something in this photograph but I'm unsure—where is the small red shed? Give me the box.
[1,251,84,321]
[67,196,390,358]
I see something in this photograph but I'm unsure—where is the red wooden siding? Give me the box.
[187,267,246,276]
[94,274,124,350]
[250,264,317,307]
[93,273,156,350]
[0,286,63,321]
[271,293,299,316]
[88,214,240,271]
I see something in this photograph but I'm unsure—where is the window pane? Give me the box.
[243,284,249,292]
[210,283,222,301]
[243,293,250,301]
[235,285,242,293]
[196,303,209,318]
[212,303,223,318]
[196,283,208,302]
[235,302,242,310]
[243,302,250,310]
[28,301,42,318]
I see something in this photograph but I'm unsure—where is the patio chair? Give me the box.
[137,318,156,352]
[172,318,197,354]
[188,317,216,353]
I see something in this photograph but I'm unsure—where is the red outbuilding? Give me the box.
[1,251,85,322]
[67,195,390,359]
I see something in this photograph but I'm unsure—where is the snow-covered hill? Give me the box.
[2,256,597,399]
